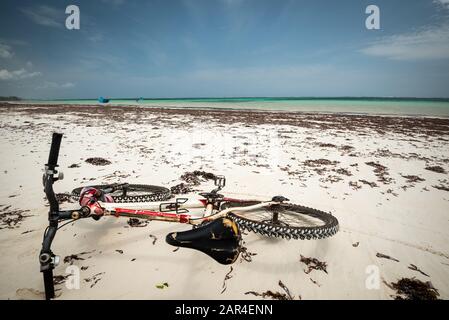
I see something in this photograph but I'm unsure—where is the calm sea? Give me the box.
[26,97,449,117]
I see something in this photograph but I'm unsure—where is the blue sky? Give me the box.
[1,0,449,98]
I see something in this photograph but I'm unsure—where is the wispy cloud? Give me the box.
[36,81,75,89]
[0,43,14,58]
[88,33,104,43]
[21,5,62,28]
[435,0,449,8]
[361,24,449,60]
[0,68,41,80]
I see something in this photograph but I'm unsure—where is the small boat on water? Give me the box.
[98,97,110,103]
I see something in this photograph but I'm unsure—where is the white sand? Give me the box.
[0,104,448,300]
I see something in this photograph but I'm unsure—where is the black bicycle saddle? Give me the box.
[165,217,241,265]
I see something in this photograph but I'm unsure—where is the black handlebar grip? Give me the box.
[47,132,63,168]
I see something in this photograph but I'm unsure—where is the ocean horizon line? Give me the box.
[29,96,449,102]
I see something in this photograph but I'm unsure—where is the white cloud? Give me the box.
[0,44,13,58]
[36,81,75,89]
[21,5,62,28]
[0,68,41,80]
[435,0,449,8]
[61,82,75,88]
[0,39,28,46]
[361,24,449,60]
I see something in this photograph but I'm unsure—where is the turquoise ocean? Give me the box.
[28,97,449,117]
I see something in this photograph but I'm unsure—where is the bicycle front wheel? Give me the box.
[227,203,339,240]
[71,184,171,203]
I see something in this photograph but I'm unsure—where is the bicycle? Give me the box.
[40,133,339,300]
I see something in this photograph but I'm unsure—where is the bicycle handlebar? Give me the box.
[41,132,92,300]
[47,132,63,169]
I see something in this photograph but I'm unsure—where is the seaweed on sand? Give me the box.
[388,278,439,300]
[300,255,328,274]
[408,264,429,277]
[170,183,192,195]
[245,281,296,300]
[0,206,32,229]
[401,175,425,184]
[376,252,400,262]
[127,218,149,227]
[433,184,449,192]
[85,157,111,166]
[359,179,378,188]
[149,234,157,245]
[53,274,70,285]
[339,145,355,153]
[425,166,446,174]
[317,142,337,148]
[365,161,392,184]
[180,170,217,186]
[304,159,339,167]
[335,168,352,176]
[84,272,105,288]
[221,266,233,294]
[349,181,362,190]
[156,282,169,289]
[63,250,95,265]
[239,245,257,263]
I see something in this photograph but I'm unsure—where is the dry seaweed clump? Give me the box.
[245,281,295,300]
[127,218,149,227]
[85,157,111,166]
[365,161,392,184]
[425,165,446,174]
[304,159,339,167]
[170,183,192,195]
[335,168,352,176]
[433,184,449,192]
[300,255,328,274]
[317,142,337,148]
[401,175,425,183]
[180,170,217,185]
[304,159,339,175]
[359,179,378,188]
[389,278,439,300]
[0,206,32,229]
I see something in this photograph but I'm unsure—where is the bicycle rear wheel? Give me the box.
[71,184,171,203]
[224,202,339,240]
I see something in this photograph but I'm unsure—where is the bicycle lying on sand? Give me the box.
[40,133,339,299]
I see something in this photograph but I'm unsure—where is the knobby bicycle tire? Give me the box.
[71,184,171,203]
[224,202,339,240]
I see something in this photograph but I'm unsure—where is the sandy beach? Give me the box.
[0,103,448,300]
